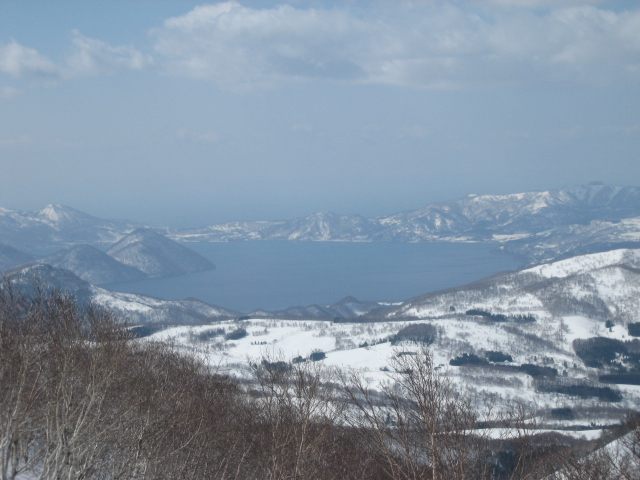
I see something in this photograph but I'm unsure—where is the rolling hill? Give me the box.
[107,228,215,277]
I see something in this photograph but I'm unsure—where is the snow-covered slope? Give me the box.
[146,309,639,437]
[0,204,138,255]
[385,248,640,325]
[4,263,96,301]
[38,204,97,229]
[107,228,214,277]
[90,290,237,325]
[2,264,236,325]
[522,249,640,279]
[43,244,147,284]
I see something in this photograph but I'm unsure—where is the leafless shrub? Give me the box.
[343,347,491,480]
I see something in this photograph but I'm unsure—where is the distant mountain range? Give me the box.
[0,205,215,284]
[171,183,640,262]
[1,183,640,288]
[0,204,138,255]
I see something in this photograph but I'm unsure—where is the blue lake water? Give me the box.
[109,241,524,312]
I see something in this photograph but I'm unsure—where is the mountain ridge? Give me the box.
[107,228,215,277]
[172,184,640,261]
[0,203,139,255]
[42,244,147,284]
[2,263,236,325]
[2,183,640,265]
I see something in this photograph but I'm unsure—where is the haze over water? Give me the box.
[109,241,522,312]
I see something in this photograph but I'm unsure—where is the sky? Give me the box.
[0,0,639,227]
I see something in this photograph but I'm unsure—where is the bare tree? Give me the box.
[344,347,489,480]
[249,356,357,479]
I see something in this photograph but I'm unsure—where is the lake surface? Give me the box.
[109,241,523,312]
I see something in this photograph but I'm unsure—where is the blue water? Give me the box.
[109,241,523,312]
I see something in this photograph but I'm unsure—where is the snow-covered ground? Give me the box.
[388,248,640,327]
[143,310,640,441]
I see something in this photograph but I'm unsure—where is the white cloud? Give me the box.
[0,41,57,78]
[0,34,152,82]
[2,2,638,91]
[65,31,153,76]
[153,2,370,88]
[151,1,640,89]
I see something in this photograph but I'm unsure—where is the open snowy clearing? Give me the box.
[144,313,640,441]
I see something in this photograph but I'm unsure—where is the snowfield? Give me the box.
[143,313,639,440]
[522,249,640,279]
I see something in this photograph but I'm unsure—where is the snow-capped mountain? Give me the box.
[2,263,236,325]
[0,204,138,255]
[4,263,96,300]
[384,248,640,325]
[173,184,640,257]
[0,243,33,272]
[38,203,96,228]
[43,244,147,285]
[0,206,217,281]
[107,228,214,277]
[378,183,640,240]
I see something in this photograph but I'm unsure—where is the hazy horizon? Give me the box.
[2,180,633,229]
[2,0,639,227]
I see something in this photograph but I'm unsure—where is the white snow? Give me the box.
[140,311,640,425]
[478,427,603,441]
[492,233,531,242]
[523,249,639,279]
